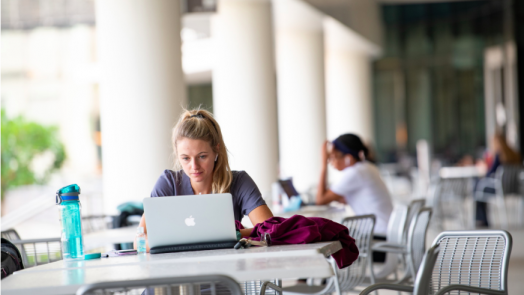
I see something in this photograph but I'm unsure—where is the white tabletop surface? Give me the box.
[272,205,349,223]
[2,242,342,295]
[439,166,485,179]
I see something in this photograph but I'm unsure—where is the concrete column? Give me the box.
[212,0,279,197]
[273,0,326,192]
[324,18,381,143]
[96,0,186,214]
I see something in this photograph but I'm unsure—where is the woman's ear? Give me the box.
[345,156,351,166]
[358,150,365,161]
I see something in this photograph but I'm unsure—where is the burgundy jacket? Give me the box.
[236,215,359,269]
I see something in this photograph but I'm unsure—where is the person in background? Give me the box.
[316,133,393,261]
[456,154,475,167]
[135,109,273,252]
[476,133,521,227]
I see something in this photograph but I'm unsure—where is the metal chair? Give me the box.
[372,205,408,280]
[371,207,433,284]
[431,177,471,230]
[370,199,425,281]
[360,230,512,295]
[1,228,21,241]
[475,165,524,228]
[368,200,422,280]
[77,274,244,295]
[360,244,441,295]
[10,237,63,267]
[404,199,426,238]
[242,280,280,295]
[258,215,377,295]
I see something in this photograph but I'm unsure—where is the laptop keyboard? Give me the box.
[150,240,238,254]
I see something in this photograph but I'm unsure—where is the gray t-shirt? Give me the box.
[151,170,266,221]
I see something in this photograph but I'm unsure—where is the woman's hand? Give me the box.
[321,140,330,168]
[134,214,150,253]
[244,205,273,238]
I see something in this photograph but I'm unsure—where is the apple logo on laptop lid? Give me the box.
[185,215,196,226]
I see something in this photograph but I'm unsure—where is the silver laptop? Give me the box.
[143,194,238,252]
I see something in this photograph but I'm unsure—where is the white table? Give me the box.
[2,242,342,295]
[274,205,348,221]
[439,166,485,179]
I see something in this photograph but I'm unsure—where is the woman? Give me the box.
[476,133,521,227]
[316,133,393,239]
[486,133,521,176]
[135,109,273,252]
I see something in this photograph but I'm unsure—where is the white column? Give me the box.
[96,0,186,214]
[324,18,381,143]
[212,0,279,197]
[273,0,326,192]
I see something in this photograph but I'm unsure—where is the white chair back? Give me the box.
[373,205,407,279]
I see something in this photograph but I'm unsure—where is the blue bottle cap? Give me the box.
[56,184,81,204]
[58,184,81,195]
[84,253,101,260]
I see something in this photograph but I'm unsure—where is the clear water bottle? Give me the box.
[136,227,146,254]
[56,184,84,260]
[60,231,70,260]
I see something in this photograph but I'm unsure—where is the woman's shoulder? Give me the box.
[358,161,382,177]
[160,169,184,182]
[230,170,257,191]
[151,169,187,198]
[229,171,264,210]
[231,170,248,185]
[340,161,376,179]
[231,170,247,179]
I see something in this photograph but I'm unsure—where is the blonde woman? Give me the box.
[135,109,273,252]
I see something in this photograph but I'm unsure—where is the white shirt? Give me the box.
[330,161,393,236]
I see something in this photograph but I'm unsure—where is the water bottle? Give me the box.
[136,227,146,254]
[56,184,84,260]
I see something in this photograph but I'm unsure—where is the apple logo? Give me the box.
[185,215,196,226]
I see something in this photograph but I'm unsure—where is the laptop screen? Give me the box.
[278,178,299,199]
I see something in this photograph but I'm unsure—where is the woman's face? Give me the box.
[177,138,217,184]
[329,149,349,171]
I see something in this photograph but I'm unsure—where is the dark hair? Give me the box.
[332,133,369,161]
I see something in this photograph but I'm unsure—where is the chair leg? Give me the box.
[496,194,509,229]
[395,254,411,285]
[473,191,481,229]
[460,197,470,229]
[259,281,282,295]
[407,254,417,284]
[367,253,375,285]
[327,258,342,295]
[517,196,524,227]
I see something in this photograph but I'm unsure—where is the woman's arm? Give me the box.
[316,189,345,205]
[248,205,273,224]
[239,205,273,237]
[316,141,345,205]
[486,154,500,177]
[133,214,151,253]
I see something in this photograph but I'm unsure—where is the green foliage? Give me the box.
[1,109,66,201]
